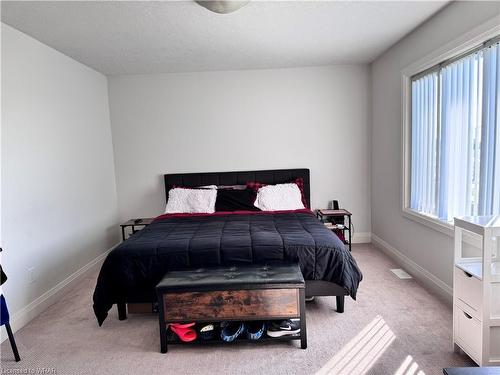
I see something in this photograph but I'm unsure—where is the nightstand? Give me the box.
[316,209,352,252]
[120,218,154,241]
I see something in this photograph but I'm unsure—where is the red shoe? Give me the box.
[169,323,197,342]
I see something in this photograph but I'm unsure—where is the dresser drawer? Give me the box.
[163,288,299,322]
[454,267,482,317]
[454,305,482,363]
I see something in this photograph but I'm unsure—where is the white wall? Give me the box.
[371,1,500,299]
[108,65,372,236]
[1,24,119,323]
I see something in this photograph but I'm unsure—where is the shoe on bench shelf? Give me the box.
[246,321,266,340]
[266,319,300,337]
[221,321,246,342]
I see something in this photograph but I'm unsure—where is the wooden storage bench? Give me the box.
[156,263,306,353]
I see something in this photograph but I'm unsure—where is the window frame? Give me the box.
[401,18,500,237]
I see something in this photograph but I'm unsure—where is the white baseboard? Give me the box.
[0,243,119,343]
[352,232,371,244]
[371,233,453,305]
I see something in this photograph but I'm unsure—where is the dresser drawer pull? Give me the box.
[463,311,473,319]
[463,270,473,278]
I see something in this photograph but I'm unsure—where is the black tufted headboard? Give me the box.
[164,168,310,208]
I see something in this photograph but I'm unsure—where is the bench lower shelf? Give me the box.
[163,319,306,351]
[166,332,302,345]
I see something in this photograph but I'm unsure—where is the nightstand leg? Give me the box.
[121,226,126,241]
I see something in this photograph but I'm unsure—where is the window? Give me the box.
[409,37,500,224]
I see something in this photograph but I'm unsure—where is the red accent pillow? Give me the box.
[293,178,307,208]
[246,181,267,191]
[246,178,308,208]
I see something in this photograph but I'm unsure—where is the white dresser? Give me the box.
[453,216,500,366]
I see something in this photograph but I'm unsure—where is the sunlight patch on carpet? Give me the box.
[315,315,395,375]
[394,355,426,375]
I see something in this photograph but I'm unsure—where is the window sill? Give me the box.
[403,208,483,248]
[402,208,454,237]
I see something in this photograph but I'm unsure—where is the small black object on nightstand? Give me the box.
[120,218,154,241]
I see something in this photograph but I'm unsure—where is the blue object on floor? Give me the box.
[1,294,20,362]
[1,294,9,325]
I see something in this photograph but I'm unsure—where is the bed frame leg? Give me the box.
[117,303,127,320]
[336,296,345,313]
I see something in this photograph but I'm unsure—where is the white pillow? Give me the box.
[165,188,217,214]
[254,183,305,211]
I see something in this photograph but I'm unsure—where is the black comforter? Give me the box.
[93,210,362,325]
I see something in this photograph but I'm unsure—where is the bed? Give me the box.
[93,168,362,325]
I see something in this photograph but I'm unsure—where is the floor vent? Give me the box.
[390,268,413,279]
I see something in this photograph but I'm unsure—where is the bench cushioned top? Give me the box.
[156,264,304,292]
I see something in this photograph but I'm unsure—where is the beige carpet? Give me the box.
[1,244,475,375]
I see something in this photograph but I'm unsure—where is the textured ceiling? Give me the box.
[1,1,449,75]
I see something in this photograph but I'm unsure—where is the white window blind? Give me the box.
[479,42,500,216]
[411,72,439,216]
[438,50,483,221]
[410,39,500,222]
